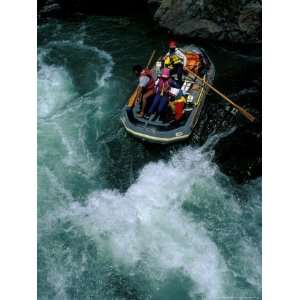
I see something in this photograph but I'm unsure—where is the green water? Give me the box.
[38,16,261,300]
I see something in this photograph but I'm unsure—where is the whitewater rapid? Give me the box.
[52,145,236,299]
[40,139,261,299]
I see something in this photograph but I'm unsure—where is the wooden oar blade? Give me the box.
[127,87,138,108]
[239,107,256,122]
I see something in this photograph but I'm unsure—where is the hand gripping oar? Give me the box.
[127,50,156,108]
[184,67,256,122]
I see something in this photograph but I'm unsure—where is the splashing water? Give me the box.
[38,50,77,118]
[55,147,235,299]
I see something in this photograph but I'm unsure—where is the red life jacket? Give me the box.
[157,77,172,96]
[174,96,186,121]
[140,68,155,92]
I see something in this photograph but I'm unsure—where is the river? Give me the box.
[38,16,261,300]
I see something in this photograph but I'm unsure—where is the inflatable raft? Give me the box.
[120,47,215,144]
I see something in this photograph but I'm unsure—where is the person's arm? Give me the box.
[165,79,173,95]
[134,76,149,102]
[138,75,150,89]
[161,51,170,64]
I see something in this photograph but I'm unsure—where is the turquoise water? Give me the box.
[38,16,261,300]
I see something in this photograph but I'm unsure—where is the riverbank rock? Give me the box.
[148,0,261,43]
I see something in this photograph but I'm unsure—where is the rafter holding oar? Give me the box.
[127,50,156,108]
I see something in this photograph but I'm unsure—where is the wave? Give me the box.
[37,41,116,188]
[47,40,114,91]
[45,141,261,299]
[37,40,114,119]
[37,49,77,118]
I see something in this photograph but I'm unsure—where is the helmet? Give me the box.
[169,40,176,48]
[161,68,170,78]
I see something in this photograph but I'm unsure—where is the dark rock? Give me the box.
[238,2,262,41]
[149,0,261,43]
[214,123,262,183]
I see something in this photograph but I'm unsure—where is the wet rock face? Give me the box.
[213,123,262,183]
[149,0,261,43]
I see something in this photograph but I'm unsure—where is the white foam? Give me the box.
[57,146,231,299]
[44,166,74,203]
[52,122,100,179]
[37,50,77,118]
[37,42,115,179]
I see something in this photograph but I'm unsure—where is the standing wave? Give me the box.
[37,41,114,119]
[38,49,77,118]
[43,139,261,299]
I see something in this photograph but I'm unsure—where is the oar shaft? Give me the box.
[185,68,255,122]
[146,50,156,69]
[205,80,255,122]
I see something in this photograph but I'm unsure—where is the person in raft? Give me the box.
[162,40,187,85]
[148,68,172,118]
[169,92,186,122]
[132,65,156,117]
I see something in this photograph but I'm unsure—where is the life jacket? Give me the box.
[174,96,186,120]
[156,77,172,96]
[185,51,202,73]
[164,52,182,69]
[140,68,155,92]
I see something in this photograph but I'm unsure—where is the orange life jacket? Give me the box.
[174,96,186,121]
[185,52,202,73]
[140,68,155,92]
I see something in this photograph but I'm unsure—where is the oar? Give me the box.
[145,50,156,69]
[184,67,256,122]
[127,50,156,108]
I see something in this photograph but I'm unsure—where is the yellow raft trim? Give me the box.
[195,74,207,106]
[121,118,190,142]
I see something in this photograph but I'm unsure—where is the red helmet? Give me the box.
[169,40,176,48]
